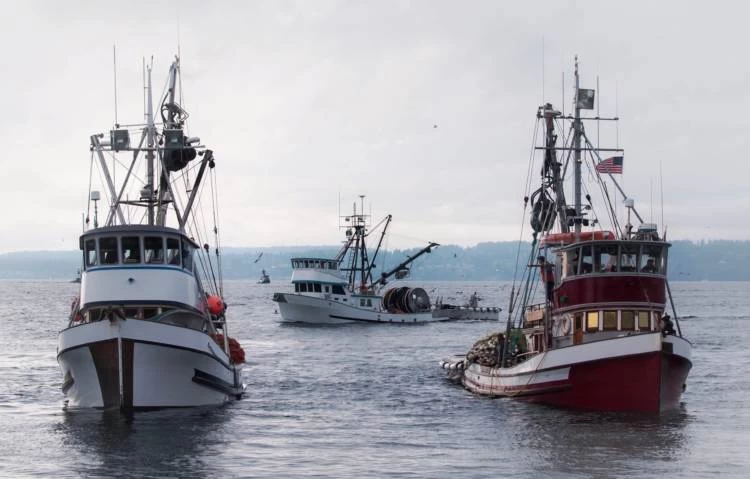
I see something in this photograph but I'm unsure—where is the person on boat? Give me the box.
[468,292,479,308]
[641,258,657,273]
[661,314,676,336]
[537,256,555,302]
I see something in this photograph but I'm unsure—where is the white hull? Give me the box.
[58,318,244,409]
[275,293,444,324]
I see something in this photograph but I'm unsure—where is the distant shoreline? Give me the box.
[2,239,749,281]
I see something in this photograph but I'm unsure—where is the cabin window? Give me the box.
[166,238,181,266]
[144,236,165,264]
[637,311,650,330]
[100,237,118,264]
[620,244,639,272]
[586,311,599,332]
[564,248,580,278]
[295,283,300,293]
[313,283,322,293]
[84,239,98,267]
[594,244,618,273]
[360,299,366,307]
[603,310,618,330]
[332,285,345,295]
[121,237,141,263]
[324,285,330,293]
[300,283,308,293]
[181,240,193,272]
[621,311,636,330]
[367,299,372,307]
[641,245,663,274]
[580,245,593,274]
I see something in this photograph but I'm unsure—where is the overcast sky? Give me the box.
[1,1,748,253]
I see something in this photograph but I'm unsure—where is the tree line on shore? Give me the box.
[1,240,748,281]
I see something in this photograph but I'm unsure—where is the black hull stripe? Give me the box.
[132,338,232,371]
[328,314,428,324]
[58,337,232,372]
[192,369,237,395]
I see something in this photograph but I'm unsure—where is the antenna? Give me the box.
[650,179,654,222]
[615,80,619,149]
[113,45,118,126]
[596,75,600,149]
[541,36,545,102]
[660,160,665,235]
[561,71,565,118]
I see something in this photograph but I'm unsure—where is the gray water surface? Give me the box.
[1,280,748,478]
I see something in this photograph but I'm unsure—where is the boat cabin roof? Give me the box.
[556,239,671,253]
[79,225,199,249]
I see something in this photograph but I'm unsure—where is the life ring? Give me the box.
[561,316,572,335]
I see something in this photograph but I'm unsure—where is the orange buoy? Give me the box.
[207,295,225,315]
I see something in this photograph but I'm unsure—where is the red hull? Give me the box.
[520,351,691,413]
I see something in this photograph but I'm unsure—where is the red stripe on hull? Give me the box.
[519,352,691,413]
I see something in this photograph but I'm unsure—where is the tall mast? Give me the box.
[156,58,180,226]
[145,62,156,225]
[359,195,368,290]
[573,56,582,237]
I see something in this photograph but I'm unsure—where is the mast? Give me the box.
[358,195,368,291]
[145,62,156,225]
[573,56,582,238]
[156,58,180,226]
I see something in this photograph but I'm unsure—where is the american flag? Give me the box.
[595,156,624,174]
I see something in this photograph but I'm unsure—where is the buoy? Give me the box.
[207,295,225,315]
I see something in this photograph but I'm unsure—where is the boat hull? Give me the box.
[274,292,442,324]
[58,318,244,410]
[457,333,691,413]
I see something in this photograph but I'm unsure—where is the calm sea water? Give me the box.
[1,280,748,478]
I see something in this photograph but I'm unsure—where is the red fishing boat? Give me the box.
[441,58,692,413]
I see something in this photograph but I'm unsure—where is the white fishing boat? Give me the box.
[273,197,451,324]
[258,269,270,284]
[58,56,245,410]
[441,58,691,413]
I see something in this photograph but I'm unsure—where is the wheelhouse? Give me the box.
[80,225,199,273]
[74,225,207,328]
[290,258,339,271]
[555,240,669,281]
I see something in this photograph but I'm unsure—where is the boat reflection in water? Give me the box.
[56,407,232,477]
